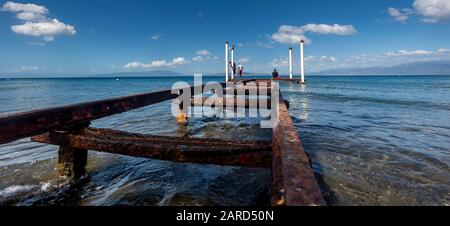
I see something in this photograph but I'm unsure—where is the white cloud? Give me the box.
[11,19,75,41]
[238,41,274,48]
[388,7,413,22]
[272,32,310,45]
[414,0,450,23]
[437,48,450,53]
[338,48,450,69]
[149,34,162,40]
[382,50,434,57]
[196,50,211,56]
[294,47,450,72]
[270,57,289,68]
[1,2,48,15]
[237,58,250,64]
[272,24,356,45]
[19,65,40,71]
[319,56,338,62]
[27,41,45,46]
[298,24,357,35]
[304,55,338,63]
[256,41,273,48]
[192,56,204,62]
[1,1,76,42]
[15,10,46,21]
[125,57,190,69]
[191,53,220,63]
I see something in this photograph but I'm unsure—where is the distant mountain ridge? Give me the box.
[311,61,450,75]
[3,61,450,78]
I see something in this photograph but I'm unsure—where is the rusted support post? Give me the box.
[55,123,90,180]
[57,146,87,180]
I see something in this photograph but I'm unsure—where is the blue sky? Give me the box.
[0,0,449,76]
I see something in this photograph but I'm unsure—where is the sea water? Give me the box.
[0,76,448,206]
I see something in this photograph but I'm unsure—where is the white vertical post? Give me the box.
[225,42,229,82]
[231,45,235,80]
[300,40,305,84]
[289,48,293,80]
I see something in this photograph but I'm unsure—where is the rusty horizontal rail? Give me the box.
[0,84,230,145]
[32,127,272,168]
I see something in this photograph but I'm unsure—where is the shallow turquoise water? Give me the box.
[0,76,449,206]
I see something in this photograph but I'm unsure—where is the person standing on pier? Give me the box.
[229,61,236,79]
[272,69,279,79]
[238,63,243,79]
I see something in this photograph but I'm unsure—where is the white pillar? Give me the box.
[225,42,229,82]
[300,40,305,84]
[231,45,235,80]
[289,48,293,80]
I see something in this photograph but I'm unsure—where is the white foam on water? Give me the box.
[0,182,54,198]
[0,185,36,197]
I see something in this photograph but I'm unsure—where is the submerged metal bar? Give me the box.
[32,127,272,168]
[271,93,325,206]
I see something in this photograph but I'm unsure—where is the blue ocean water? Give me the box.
[0,76,449,206]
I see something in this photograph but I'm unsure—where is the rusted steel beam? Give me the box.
[32,127,272,168]
[271,92,325,206]
[0,84,224,145]
[191,97,290,109]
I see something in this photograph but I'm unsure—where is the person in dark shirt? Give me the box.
[272,69,279,79]
[229,61,236,78]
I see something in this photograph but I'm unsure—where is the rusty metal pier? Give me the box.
[0,79,325,206]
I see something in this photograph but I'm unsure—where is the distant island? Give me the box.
[311,61,450,76]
